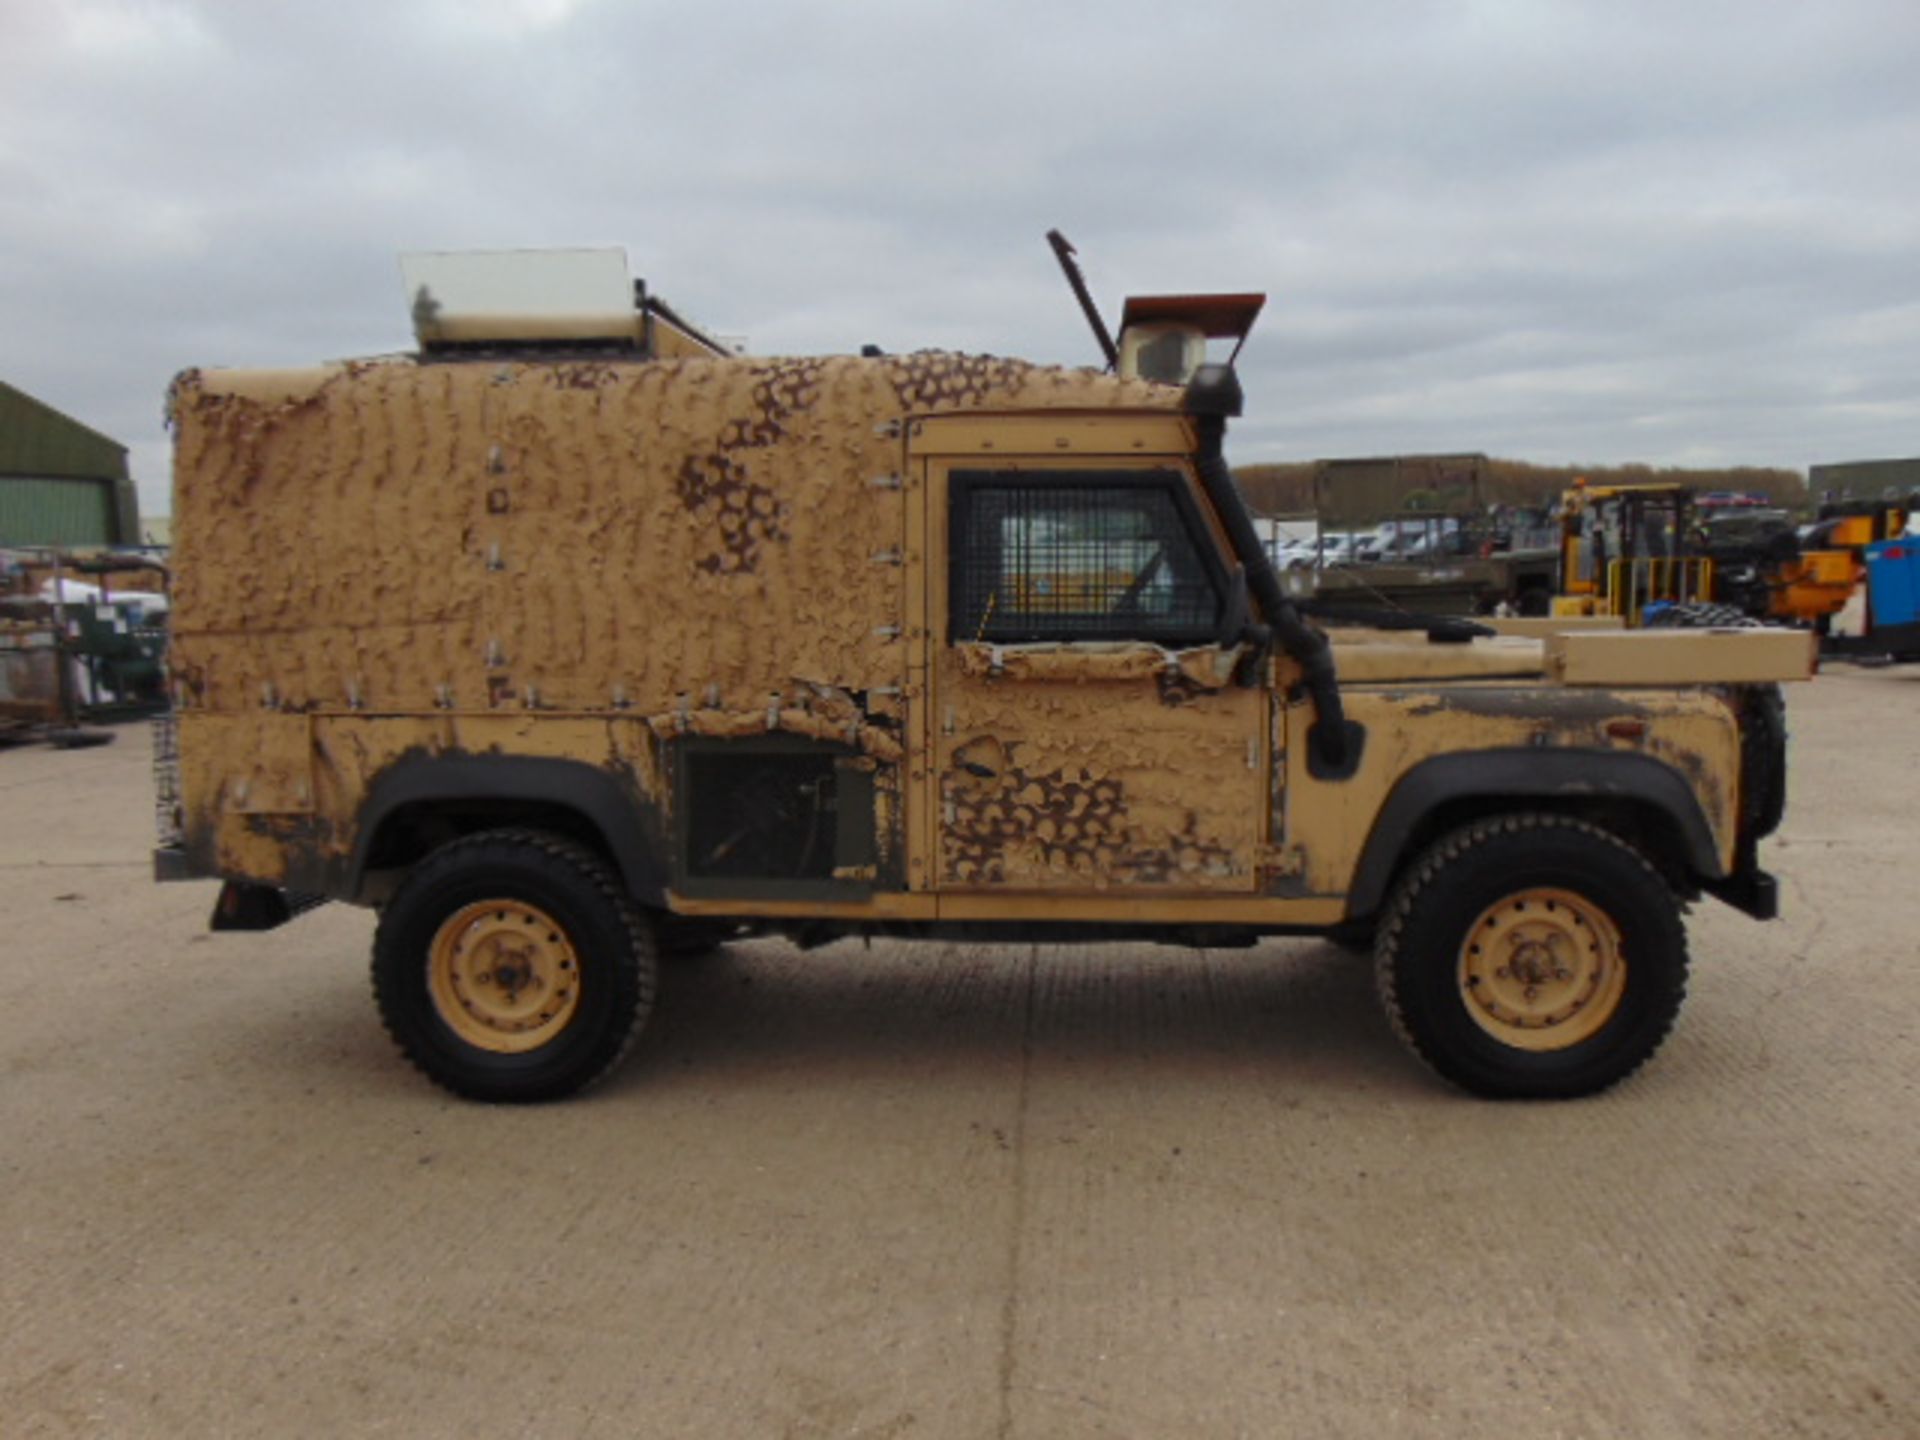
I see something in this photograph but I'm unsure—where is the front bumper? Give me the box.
[1704,862,1779,920]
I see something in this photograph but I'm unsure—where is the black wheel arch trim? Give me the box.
[346,752,669,905]
[1344,748,1725,919]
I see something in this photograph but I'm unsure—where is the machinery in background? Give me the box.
[1552,482,1864,631]
[0,548,169,744]
[1809,495,1920,662]
[1283,454,1561,618]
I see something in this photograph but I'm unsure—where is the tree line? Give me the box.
[1233,458,1808,518]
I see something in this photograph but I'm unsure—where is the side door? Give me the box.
[921,451,1270,893]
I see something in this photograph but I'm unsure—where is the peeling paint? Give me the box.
[170,349,1180,897]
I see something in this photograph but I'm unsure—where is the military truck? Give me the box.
[154,247,1812,1103]
[1282,455,1561,618]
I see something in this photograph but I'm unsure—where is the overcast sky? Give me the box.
[4,0,1918,519]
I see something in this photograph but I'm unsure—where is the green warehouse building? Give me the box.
[0,381,140,548]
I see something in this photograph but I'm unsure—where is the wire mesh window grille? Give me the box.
[950,471,1226,644]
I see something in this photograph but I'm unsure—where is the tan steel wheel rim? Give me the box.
[1457,886,1626,1052]
[427,899,582,1054]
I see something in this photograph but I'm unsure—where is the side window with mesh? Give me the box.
[949,470,1228,645]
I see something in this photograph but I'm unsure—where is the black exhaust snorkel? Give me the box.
[1186,364,1357,777]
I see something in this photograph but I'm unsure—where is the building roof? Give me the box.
[0,380,129,482]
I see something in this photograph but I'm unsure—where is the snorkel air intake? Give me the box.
[1185,365,1354,775]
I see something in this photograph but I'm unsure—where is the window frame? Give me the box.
[945,466,1240,647]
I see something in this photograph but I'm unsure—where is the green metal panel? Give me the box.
[1810,458,1920,503]
[1312,453,1490,528]
[0,381,129,484]
[0,477,116,546]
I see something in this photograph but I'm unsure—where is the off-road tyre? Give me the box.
[372,829,657,1102]
[1373,814,1688,1099]
[1738,684,1788,839]
[1646,601,1756,628]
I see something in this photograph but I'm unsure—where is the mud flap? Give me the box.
[210,881,329,932]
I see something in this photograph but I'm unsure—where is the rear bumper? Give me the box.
[153,845,196,882]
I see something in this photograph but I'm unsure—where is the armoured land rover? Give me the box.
[153,246,1811,1102]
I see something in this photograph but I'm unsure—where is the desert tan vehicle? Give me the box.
[154,249,1813,1103]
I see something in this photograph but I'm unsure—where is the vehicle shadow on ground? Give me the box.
[616,937,1422,1097]
[229,936,1426,1102]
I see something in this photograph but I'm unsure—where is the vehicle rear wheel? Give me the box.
[372,829,657,1102]
[1373,814,1688,1098]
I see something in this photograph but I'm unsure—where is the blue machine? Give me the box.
[1864,539,1920,629]
[1827,537,1920,661]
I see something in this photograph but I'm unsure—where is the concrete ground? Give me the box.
[1,670,1915,1439]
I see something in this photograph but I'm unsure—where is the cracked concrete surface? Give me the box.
[1,668,1916,1438]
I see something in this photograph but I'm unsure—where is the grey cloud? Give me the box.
[1,0,1917,518]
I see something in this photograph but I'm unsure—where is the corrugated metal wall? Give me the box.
[0,476,117,546]
[1810,458,1920,502]
[0,381,137,546]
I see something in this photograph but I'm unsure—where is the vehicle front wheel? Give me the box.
[1373,815,1688,1099]
[372,829,658,1102]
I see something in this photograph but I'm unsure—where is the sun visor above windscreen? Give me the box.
[1116,293,1265,384]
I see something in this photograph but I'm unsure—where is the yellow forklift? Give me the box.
[1552,482,1714,623]
[1553,481,1861,628]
